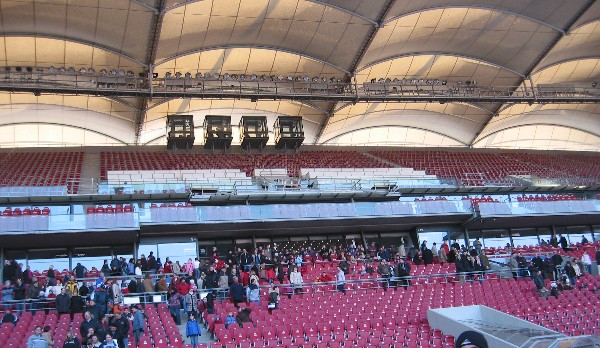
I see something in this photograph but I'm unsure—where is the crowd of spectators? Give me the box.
[1,235,599,347]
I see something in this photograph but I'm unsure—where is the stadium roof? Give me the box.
[0,0,599,151]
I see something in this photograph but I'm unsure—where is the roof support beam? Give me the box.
[383,5,566,34]
[469,0,598,147]
[135,0,167,145]
[315,0,395,144]
[0,33,146,67]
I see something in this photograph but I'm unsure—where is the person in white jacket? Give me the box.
[289,266,303,294]
[581,252,593,274]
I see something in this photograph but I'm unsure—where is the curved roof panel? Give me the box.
[0,0,599,151]
[0,0,154,62]
[384,0,587,30]
[534,22,600,76]
[359,8,558,74]
[156,0,372,71]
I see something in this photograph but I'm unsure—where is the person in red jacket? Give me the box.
[177,280,191,296]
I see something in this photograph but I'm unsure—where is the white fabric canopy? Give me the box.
[0,0,598,150]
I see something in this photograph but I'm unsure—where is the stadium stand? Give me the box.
[0,152,83,194]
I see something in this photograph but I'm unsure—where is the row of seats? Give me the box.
[370,151,600,186]
[0,303,184,348]
[0,207,51,232]
[206,275,600,348]
[517,194,580,201]
[0,152,83,193]
[100,151,390,179]
[150,202,197,223]
[85,204,135,229]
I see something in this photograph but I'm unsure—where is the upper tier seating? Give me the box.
[85,204,136,229]
[370,151,600,186]
[0,206,50,232]
[0,152,83,193]
[100,151,390,180]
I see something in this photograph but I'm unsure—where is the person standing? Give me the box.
[335,266,346,294]
[185,313,202,348]
[581,252,593,274]
[109,311,130,348]
[2,280,14,310]
[131,305,145,348]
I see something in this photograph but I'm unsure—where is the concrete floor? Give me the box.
[175,311,216,346]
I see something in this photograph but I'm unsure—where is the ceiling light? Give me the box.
[312,76,319,82]
[110,69,117,76]
[59,67,66,73]
[213,73,220,79]
[175,72,182,78]
[118,69,125,76]
[239,74,246,80]
[223,73,230,80]
[185,72,192,78]
[230,74,238,80]
[441,80,447,85]
[593,82,598,88]
[287,75,293,81]
[251,74,258,80]
[79,68,87,74]
[88,68,95,75]
[418,79,424,85]
[165,72,172,78]
[48,66,56,73]
[195,73,202,79]
[100,69,107,76]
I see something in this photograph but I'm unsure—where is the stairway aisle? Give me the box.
[78,151,101,194]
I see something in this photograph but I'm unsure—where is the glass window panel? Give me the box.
[72,247,112,272]
[157,242,197,265]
